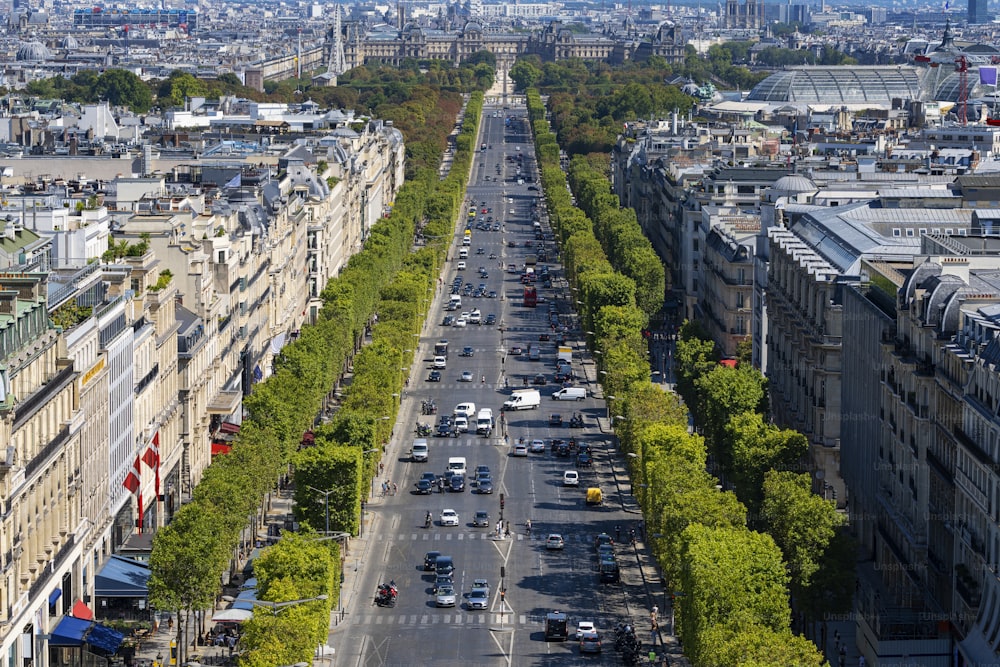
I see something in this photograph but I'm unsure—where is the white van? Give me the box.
[411,439,429,462]
[459,248,469,259]
[454,402,476,418]
[503,389,540,410]
[552,387,587,401]
[448,457,467,477]
[449,295,462,310]
[469,309,482,325]
[476,408,494,435]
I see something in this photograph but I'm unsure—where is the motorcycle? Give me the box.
[421,400,437,415]
[375,582,398,607]
[416,423,432,437]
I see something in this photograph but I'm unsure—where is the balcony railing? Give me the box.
[13,365,76,431]
[25,425,70,479]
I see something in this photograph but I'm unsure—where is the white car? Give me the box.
[440,509,460,526]
[512,443,528,457]
[454,417,469,433]
[460,371,474,382]
[563,470,579,486]
[546,534,565,550]
[529,439,546,453]
[576,621,596,639]
[453,317,467,327]
[457,261,466,270]
[433,356,447,369]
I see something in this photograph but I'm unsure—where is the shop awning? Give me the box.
[231,588,258,611]
[95,556,150,598]
[71,600,93,621]
[211,442,233,456]
[48,588,62,605]
[212,608,253,623]
[86,624,124,653]
[49,616,90,647]
[220,422,241,434]
[207,390,242,415]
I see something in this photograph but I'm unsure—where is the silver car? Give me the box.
[468,587,489,610]
[436,584,457,607]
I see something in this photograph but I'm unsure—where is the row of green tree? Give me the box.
[527,89,845,665]
[147,88,483,665]
[566,157,665,318]
[510,58,695,156]
[672,324,855,628]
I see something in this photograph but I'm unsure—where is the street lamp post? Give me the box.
[249,594,329,616]
[305,486,335,535]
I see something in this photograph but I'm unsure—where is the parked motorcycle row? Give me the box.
[614,621,643,665]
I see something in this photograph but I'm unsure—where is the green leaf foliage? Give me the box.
[761,471,847,593]
[678,524,791,664]
[725,412,809,516]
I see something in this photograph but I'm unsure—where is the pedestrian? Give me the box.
[652,605,658,621]
[392,482,398,495]
[638,520,645,539]
[504,522,511,538]
[381,481,388,496]
[379,461,384,475]
[615,525,621,542]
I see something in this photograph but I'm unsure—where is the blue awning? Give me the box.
[231,588,258,611]
[49,616,90,647]
[48,588,62,605]
[95,556,150,598]
[86,624,124,654]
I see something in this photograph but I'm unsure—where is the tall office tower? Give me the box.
[969,0,989,24]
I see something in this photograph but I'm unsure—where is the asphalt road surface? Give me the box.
[333,102,643,667]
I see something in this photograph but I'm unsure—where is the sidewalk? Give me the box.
[599,418,690,667]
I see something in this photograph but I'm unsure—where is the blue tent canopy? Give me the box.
[231,588,258,611]
[95,556,150,598]
[49,616,124,653]
[49,616,90,647]
[86,623,124,653]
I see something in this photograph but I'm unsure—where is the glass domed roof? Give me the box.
[16,41,50,61]
[747,66,923,104]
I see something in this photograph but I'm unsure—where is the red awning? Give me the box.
[71,600,93,621]
[719,359,738,368]
[211,442,233,456]
[220,422,241,434]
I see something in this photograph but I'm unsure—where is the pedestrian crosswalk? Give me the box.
[371,530,604,543]
[355,612,530,627]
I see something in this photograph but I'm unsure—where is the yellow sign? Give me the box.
[81,357,106,386]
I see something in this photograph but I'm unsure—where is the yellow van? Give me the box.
[586,487,603,506]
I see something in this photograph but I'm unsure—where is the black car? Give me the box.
[424,551,442,570]
[443,316,455,327]
[449,476,465,492]
[428,370,442,382]
[416,479,433,494]
[461,346,475,357]
[485,313,497,325]
[553,441,570,457]
[532,374,547,385]
[577,450,593,466]
[437,424,455,437]
[477,478,494,494]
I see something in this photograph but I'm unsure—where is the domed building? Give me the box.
[16,40,50,61]
[59,35,79,50]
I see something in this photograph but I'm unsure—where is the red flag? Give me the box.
[123,455,140,494]
[143,432,161,498]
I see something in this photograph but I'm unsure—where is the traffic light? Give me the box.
[500,493,505,510]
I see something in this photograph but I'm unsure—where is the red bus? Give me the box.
[524,286,537,307]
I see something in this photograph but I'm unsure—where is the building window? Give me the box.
[892,228,901,237]
[906,229,915,237]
